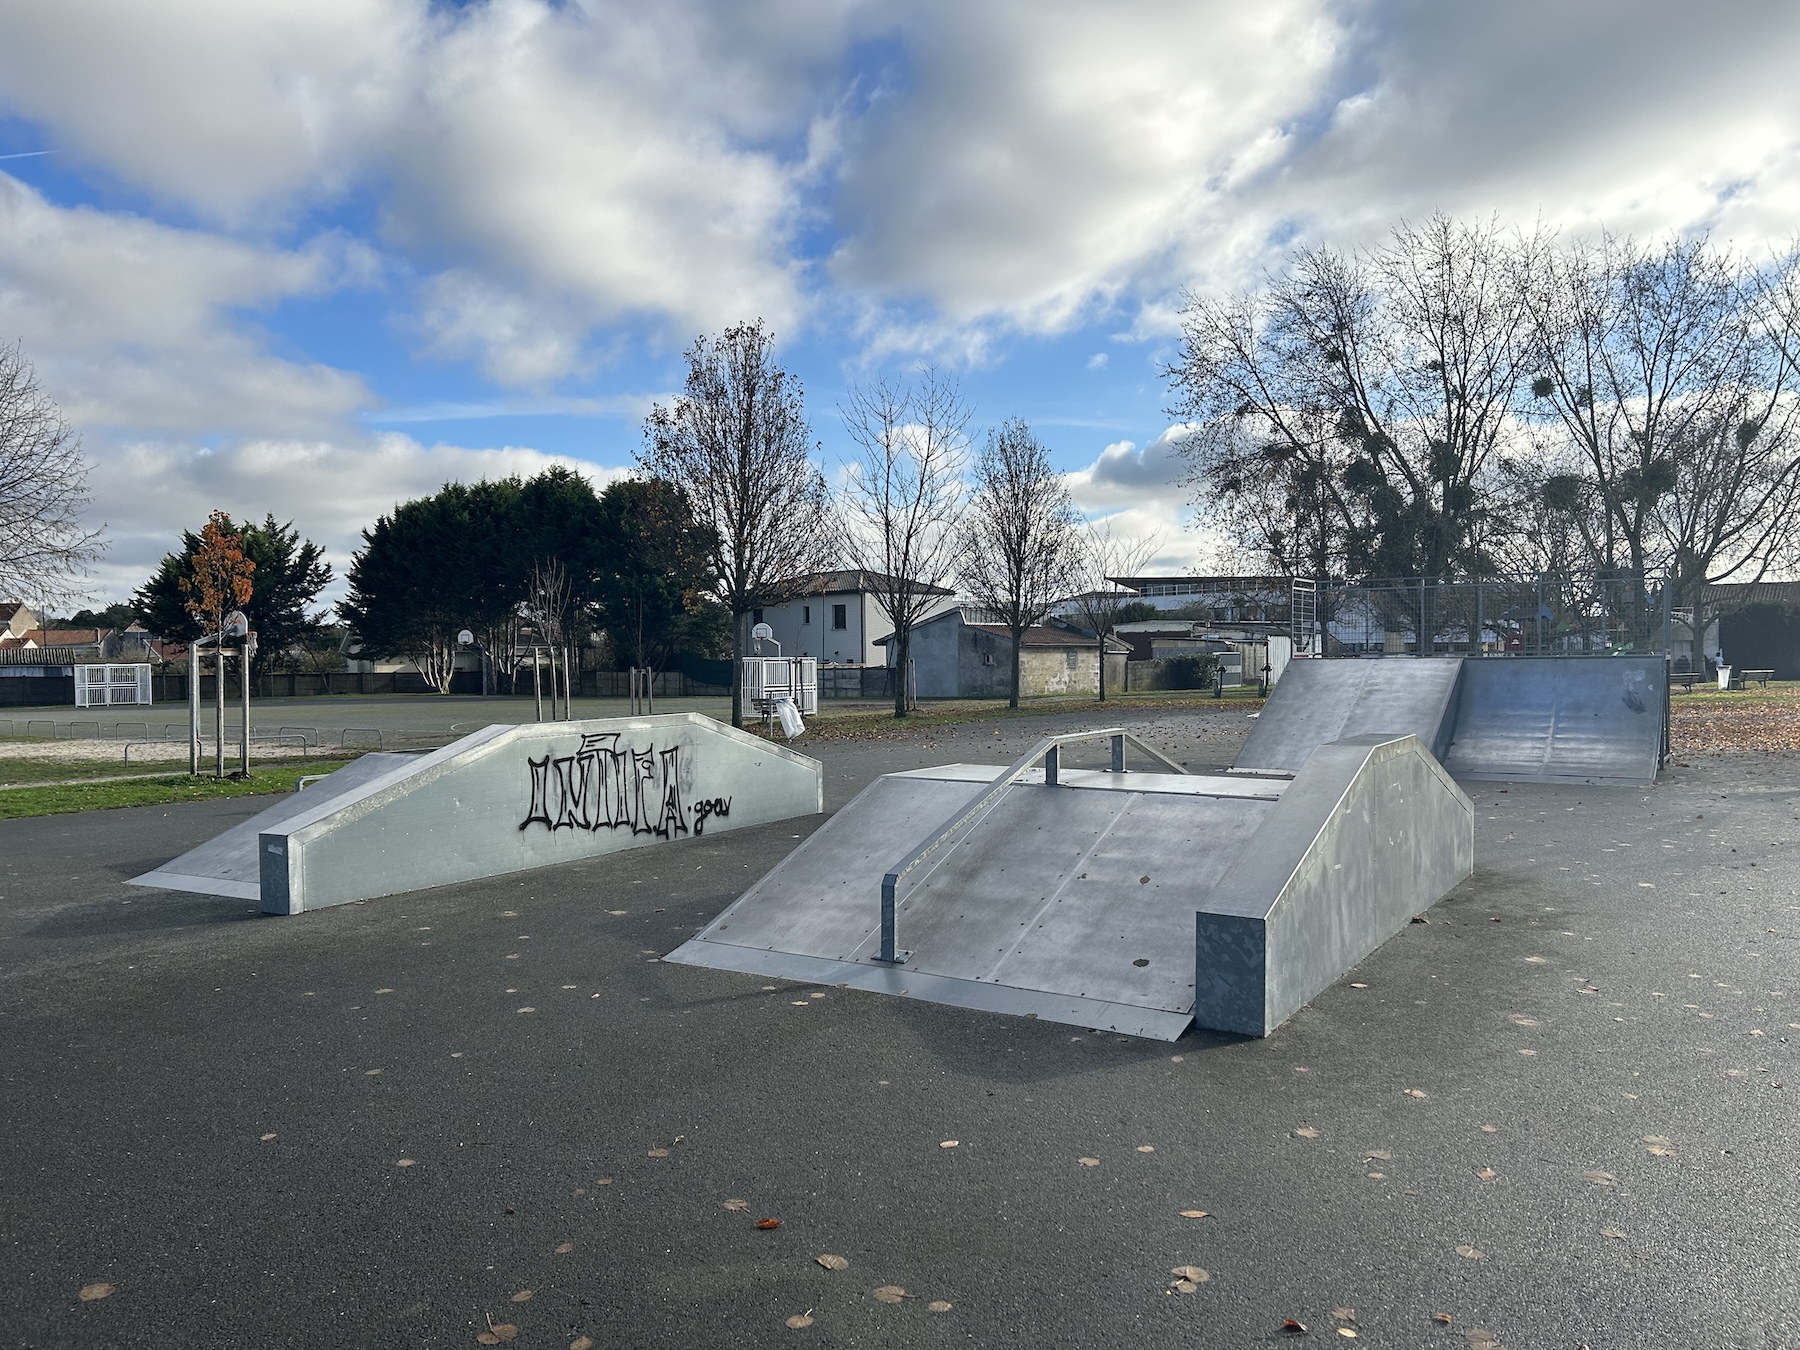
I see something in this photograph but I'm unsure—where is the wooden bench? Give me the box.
[1670,672,1701,693]
[1737,668,1776,689]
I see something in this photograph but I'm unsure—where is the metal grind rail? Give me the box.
[875,728,1188,966]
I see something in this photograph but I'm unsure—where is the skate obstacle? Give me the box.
[667,727,1474,1039]
[1235,656,1667,787]
[129,714,823,914]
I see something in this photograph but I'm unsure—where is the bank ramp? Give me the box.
[667,729,1472,1039]
[131,714,823,913]
[1236,656,1666,787]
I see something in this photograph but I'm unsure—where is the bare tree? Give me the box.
[1524,234,1800,653]
[524,557,573,712]
[0,340,104,606]
[1067,519,1159,701]
[1168,216,1538,583]
[640,320,835,725]
[840,369,969,718]
[960,419,1081,709]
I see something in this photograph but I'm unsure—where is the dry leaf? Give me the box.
[571,1338,594,1350]
[1349,982,1369,989]
[510,1290,533,1303]
[1078,1156,1100,1166]
[1294,1126,1321,1139]
[1171,1280,1199,1295]
[1170,1266,1209,1283]
[1478,1124,1499,1133]
[259,1132,277,1142]
[784,1314,814,1329]
[77,1282,117,1302]
[1338,1332,1358,1340]
[1403,1088,1427,1099]
[647,1148,671,1158]
[1455,1244,1484,1259]
[1331,1307,1355,1321]
[872,1286,907,1304]
[927,1301,953,1313]
[1136,1145,1155,1153]
[1178,1209,1211,1219]
[1475,1167,1498,1183]
[477,1336,498,1346]
[1282,1319,1308,1334]
[1365,1149,1392,1161]
[756,1218,782,1230]
[1600,1226,1626,1240]
[396,1158,417,1168]
[1642,1134,1673,1147]
[487,1326,519,1344]
[939,1140,959,1149]
[554,1242,574,1254]
[1582,1170,1616,1186]
[1646,1144,1674,1157]
[1433,1313,1453,1325]
[723,1199,750,1211]
[595,1177,614,1186]
[816,1255,849,1271]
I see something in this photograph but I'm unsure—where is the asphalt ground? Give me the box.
[2,705,1797,1349]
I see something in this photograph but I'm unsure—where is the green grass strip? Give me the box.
[0,762,349,820]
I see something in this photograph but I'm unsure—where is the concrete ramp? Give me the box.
[130,714,822,913]
[1442,656,1665,787]
[1234,658,1463,773]
[667,731,1472,1039]
[1238,655,1665,787]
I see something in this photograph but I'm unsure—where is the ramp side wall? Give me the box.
[1194,735,1474,1036]
[261,713,823,914]
[1234,659,1464,773]
[1443,656,1666,786]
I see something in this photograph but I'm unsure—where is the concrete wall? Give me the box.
[259,713,823,914]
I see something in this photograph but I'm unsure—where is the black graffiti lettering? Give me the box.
[691,796,732,835]
[519,734,698,839]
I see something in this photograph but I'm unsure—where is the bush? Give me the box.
[1160,653,1218,689]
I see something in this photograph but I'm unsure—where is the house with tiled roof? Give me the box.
[877,606,1129,699]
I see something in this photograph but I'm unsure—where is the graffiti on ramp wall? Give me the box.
[519,730,732,838]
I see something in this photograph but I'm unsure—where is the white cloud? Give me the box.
[1086,353,1108,370]
[1063,424,1233,575]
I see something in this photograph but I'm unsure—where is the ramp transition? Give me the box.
[1237,656,1666,787]
[667,729,1472,1039]
[131,714,823,913]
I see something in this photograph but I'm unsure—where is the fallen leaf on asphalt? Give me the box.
[1178,1210,1211,1219]
[1136,1144,1155,1153]
[1350,983,1369,989]
[1479,1124,1499,1133]
[1331,1307,1355,1322]
[1365,1149,1392,1161]
[756,1218,782,1230]
[77,1283,117,1302]
[1466,1331,1500,1348]
[647,1148,671,1157]
[1337,1331,1358,1339]
[939,1140,959,1149]
[1643,1134,1673,1149]
[816,1255,849,1271]
[1170,1266,1209,1283]
[554,1243,574,1254]
[784,1313,814,1329]
[1600,1227,1626,1240]
[595,1177,614,1186]
[260,1133,277,1142]
[1433,1313,1453,1325]
[1508,1014,1540,1027]
[571,1337,594,1350]
[396,1159,416,1167]
[872,1286,907,1304]
[1294,1127,1321,1139]
[1403,1088,1428,1099]
[1646,1144,1674,1157]
[1171,1279,1199,1295]
[1475,1167,1497,1183]
[1455,1245,1484,1259]
[1582,1170,1616,1186]
[723,1199,750,1211]
[1282,1319,1308,1334]
[476,1324,518,1345]
[1078,1156,1100,1166]
[927,1301,953,1313]
[511,1291,533,1303]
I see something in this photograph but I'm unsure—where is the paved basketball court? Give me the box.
[2,704,1795,1348]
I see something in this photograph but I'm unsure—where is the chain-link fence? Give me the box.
[1299,573,1672,659]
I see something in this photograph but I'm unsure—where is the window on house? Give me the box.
[832,604,847,630]
[803,605,811,624]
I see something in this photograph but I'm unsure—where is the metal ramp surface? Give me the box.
[1234,658,1462,773]
[1441,657,1665,787]
[129,754,416,900]
[1237,656,1665,787]
[668,730,1474,1039]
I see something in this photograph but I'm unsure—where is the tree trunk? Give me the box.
[892,627,910,719]
[730,610,745,727]
[1008,627,1023,709]
[1097,631,1108,701]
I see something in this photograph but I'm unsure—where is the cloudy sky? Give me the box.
[2,0,1797,605]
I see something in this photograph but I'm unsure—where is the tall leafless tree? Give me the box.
[960,419,1080,709]
[0,340,104,607]
[640,320,835,725]
[840,369,969,718]
[1068,519,1159,701]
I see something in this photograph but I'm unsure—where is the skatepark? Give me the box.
[4,662,1796,1347]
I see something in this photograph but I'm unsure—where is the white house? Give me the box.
[750,570,959,666]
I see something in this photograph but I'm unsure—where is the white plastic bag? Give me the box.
[774,697,805,739]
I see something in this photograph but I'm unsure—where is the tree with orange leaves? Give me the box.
[179,511,256,638]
